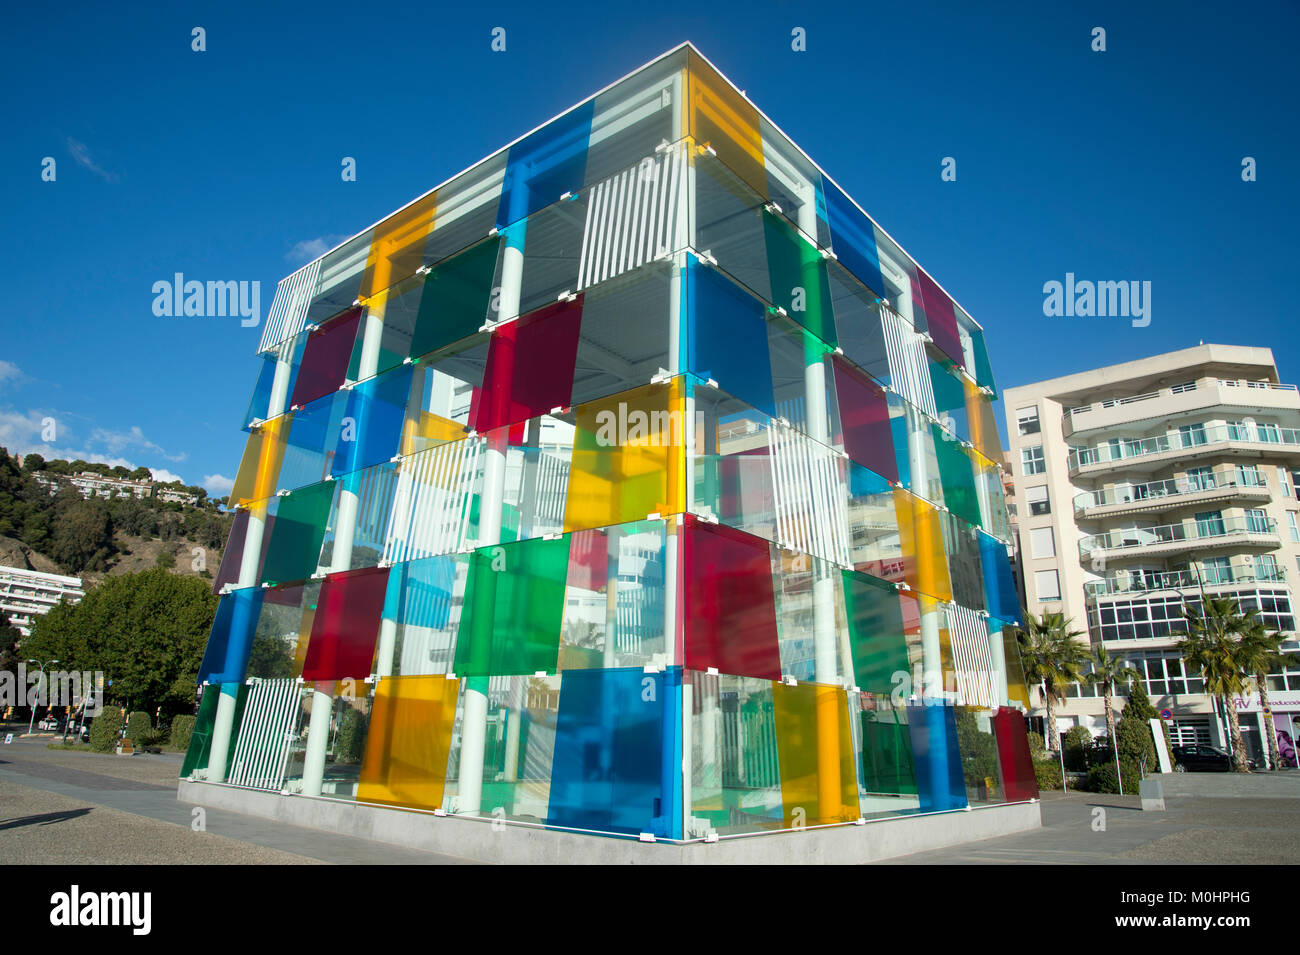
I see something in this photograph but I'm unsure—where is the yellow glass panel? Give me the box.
[773,681,858,826]
[401,408,466,456]
[1003,627,1031,707]
[687,49,766,200]
[291,601,316,679]
[893,489,953,602]
[230,416,288,507]
[562,378,685,533]
[360,192,438,303]
[356,674,459,811]
[964,378,1004,463]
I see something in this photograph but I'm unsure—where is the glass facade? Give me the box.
[188,43,1031,842]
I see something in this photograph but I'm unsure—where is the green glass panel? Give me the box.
[761,208,835,346]
[260,481,336,585]
[932,424,981,529]
[409,235,500,360]
[180,683,249,779]
[842,570,908,695]
[452,534,572,677]
[970,328,997,397]
[859,706,917,797]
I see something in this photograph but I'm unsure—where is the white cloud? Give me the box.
[66,137,119,183]
[203,473,234,496]
[149,467,186,485]
[89,425,185,462]
[286,234,348,265]
[0,361,22,388]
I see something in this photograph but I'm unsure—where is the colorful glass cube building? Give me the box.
[186,43,1037,844]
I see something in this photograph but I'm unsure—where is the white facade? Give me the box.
[0,565,84,636]
[1003,344,1300,763]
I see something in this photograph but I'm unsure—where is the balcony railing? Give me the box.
[1073,474,1269,512]
[1085,567,1288,597]
[1078,514,1279,555]
[1069,422,1300,470]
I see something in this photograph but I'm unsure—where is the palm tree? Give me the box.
[1016,612,1089,752]
[1176,591,1259,773]
[1238,624,1300,770]
[1087,645,1142,744]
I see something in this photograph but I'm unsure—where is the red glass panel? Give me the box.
[300,565,390,681]
[471,296,583,432]
[993,706,1039,802]
[290,307,363,408]
[833,355,897,483]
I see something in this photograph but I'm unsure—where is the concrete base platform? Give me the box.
[177,780,1042,864]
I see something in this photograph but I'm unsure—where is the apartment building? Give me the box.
[0,565,84,637]
[1004,344,1300,764]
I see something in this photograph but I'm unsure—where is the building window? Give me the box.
[1288,512,1300,543]
[1194,510,1225,537]
[1026,484,1050,516]
[1030,526,1056,559]
[1280,467,1293,498]
[1202,556,1233,584]
[1237,465,1264,487]
[1245,508,1270,534]
[1016,406,1041,436]
[1184,466,1214,491]
[1034,569,1061,600]
[1022,446,1045,475]
[1179,423,1208,447]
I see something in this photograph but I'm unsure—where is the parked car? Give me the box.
[37,716,64,732]
[1172,744,1258,772]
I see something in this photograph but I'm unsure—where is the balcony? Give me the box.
[1085,567,1288,598]
[1073,475,1273,519]
[1064,380,1300,438]
[1078,514,1280,560]
[1069,422,1300,475]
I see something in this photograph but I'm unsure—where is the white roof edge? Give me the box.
[280,40,983,332]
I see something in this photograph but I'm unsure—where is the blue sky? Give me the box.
[2,0,1297,494]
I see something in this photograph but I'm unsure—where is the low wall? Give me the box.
[177,780,1042,864]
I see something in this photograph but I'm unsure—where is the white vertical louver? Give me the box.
[227,678,302,791]
[882,306,937,419]
[768,422,851,567]
[577,142,688,291]
[382,437,483,564]
[946,604,998,708]
[258,259,320,355]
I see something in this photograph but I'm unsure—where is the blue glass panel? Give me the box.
[848,459,892,497]
[824,181,886,300]
[546,666,681,838]
[907,701,967,813]
[496,101,594,229]
[888,391,911,489]
[332,363,414,477]
[197,588,265,684]
[279,391,348,491]
[242,355,277,430]
[979,530,1020,624]
[384,555,456,629]
[687,259,775,417]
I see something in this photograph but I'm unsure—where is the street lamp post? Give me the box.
[25,658,59,736]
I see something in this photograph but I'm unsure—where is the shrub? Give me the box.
[170,714,196,752]
[1062,726,1095,772]
[1116,713,1157,774]
[89,706,123,753]
[1027,729,1046,761]
[1084,760,1142,794]
[334,707,368,764]
[1034,758,1064,790]
[125,711,152,748]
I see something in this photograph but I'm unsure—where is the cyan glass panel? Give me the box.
[279,391,348,491]
[260,481,336,585]
[198,588,266,685]
[384,555,458,677]
[496,100,594,229]
[687,258,775,417]
[843,569,908,695]
[970,327,997,397]
[762,208,835,346]
[979,530,1019,623]
[546,667,681,839]
[824,180,886,300]
[906,701,967,813]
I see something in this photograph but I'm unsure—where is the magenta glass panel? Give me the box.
[915,271,963,370]
[682,516,781,681]
[832,355,897,484]
[289,307,363,408]
[300,565,390,681]
[471,296,583,433]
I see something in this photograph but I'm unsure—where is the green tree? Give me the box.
[155,550,175,569]
[1087,645,1141,745]
[47,492,115,573]
[21,453,45,472]
[1016,611,1089,751]
[1239,625,1300,770]
[23,569,218,718]
[1176,591,1258,772]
